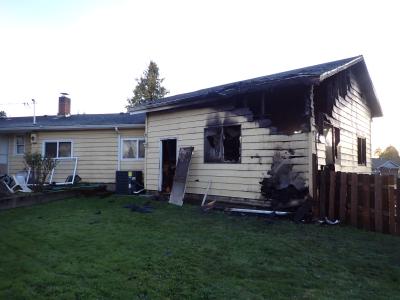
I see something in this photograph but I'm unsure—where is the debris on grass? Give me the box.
[201,200,216,212]
[293,197,313,223]
[318,217,340,225]
[225,207,292,216]
[123,203,154,213]
[80,185,113,198]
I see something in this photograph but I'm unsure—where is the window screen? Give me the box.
[123,140,137,159]
[122,139,145,159]
[58,142,72,157]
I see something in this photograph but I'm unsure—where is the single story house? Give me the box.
[130,55,382,207]
[371,158,399,177]
[0,95,145,184]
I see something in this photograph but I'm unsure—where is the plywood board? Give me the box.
[169,147,194,206]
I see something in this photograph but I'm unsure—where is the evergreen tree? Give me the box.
[0,111,6,118]
[127,61,168,108]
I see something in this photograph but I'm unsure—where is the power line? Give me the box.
[0,101,31,106]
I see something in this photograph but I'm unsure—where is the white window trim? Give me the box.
[120,137,145,161]
[42,140,73,159]
[15,135,25,156]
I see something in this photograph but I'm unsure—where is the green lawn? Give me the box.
[0,196,400,299]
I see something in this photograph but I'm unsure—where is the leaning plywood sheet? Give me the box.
[169,147,194,206]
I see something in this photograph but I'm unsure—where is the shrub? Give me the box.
[24,152,58,192]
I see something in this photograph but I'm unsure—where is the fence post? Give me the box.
[362,174,371,231]
[350,173,358,227]
[319,169,327,219]
[374,174,383,233]
[397,179,400,235]
[328,171,336,220]
[339,172,347,222]
[312,157,319,218]
[312,154,318,216]
[388,175,396,235]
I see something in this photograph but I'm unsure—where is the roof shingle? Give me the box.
[0,113,145,133]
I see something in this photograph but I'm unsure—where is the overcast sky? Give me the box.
[0,0,398,151]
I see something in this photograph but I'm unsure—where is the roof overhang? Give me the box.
[319,56,363,81]
[319,56,382,118]
[0,123,145,134]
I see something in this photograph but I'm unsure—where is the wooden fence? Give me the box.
[313,170,400,235]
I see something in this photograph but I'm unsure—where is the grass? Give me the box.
[0,196,400,299]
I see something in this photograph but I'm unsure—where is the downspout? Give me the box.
[144,112,148,189]
[115,127,121,171]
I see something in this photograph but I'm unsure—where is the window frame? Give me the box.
[120,138,145,161]
[204,124,242,164]
[42,140,73,159]
[323,124,340,164]
[357,137,367,166]
[15,135,25,155]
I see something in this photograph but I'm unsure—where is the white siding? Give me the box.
[313,72,372,173]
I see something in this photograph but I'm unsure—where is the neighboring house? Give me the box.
[371,158,399,177]
[130,56,382,206]
[0,94,145,183]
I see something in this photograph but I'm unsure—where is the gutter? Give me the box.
[0,123,145,133]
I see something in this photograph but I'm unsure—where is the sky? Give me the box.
[0,0,398,152]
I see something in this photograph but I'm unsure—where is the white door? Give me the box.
[0,136,9,175]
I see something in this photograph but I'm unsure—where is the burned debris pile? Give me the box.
[260,151,308,210]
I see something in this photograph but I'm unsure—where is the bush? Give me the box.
[24,152,58,192]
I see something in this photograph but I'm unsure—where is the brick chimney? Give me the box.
[58,93,71,116]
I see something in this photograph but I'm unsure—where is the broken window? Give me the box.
[204,125,241,163]
[357,137,367,165]
[323,125,340,165]
[334,127,340,159]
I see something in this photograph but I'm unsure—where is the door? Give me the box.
[0,136,9,175]
[159,139,177,192]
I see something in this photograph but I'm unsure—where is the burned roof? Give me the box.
[130,56,382,117]
[0,112,145,133]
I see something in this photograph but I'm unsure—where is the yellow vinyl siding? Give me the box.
[8,133,31,175]
[25,128,145,183]
[145,107,310,201]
